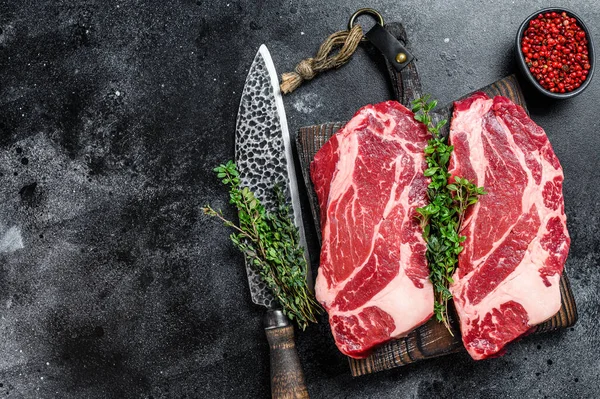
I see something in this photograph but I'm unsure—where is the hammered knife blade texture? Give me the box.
[235,45,310,308]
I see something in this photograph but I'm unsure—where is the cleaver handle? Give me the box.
[264,309,309,399]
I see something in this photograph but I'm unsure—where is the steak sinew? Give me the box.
[448,93,570,360]
[311,101,434,358]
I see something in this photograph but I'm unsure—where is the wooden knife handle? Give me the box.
[264,309,309,399]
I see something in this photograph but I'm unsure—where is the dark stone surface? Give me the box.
[0,1,598,398]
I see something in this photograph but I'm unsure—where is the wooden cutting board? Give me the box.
[295,74,578,376]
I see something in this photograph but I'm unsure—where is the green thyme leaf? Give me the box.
[412,95,486,334]
[203,162,322,330]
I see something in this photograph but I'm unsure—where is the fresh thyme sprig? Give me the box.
[412,95,486,333]
[202,160,322,330]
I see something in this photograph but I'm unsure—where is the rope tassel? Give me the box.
[280,24,364,94]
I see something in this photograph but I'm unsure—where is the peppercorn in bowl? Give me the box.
[516,8,594,99]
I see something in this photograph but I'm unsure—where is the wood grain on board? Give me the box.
[296,75,578,376]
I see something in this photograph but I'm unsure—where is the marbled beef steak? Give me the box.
[310,101,433,358]
[448,93,570,360]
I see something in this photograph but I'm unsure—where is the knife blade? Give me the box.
[235,44,310,399]
[236,44,312,308]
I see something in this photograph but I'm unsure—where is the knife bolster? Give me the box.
[265,308,290,329]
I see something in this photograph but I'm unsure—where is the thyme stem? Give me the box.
[412,96,486,333]
[203,160,322,330]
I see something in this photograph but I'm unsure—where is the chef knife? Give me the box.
[235,44,310,399]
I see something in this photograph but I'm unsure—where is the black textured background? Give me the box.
[0,1,598,398]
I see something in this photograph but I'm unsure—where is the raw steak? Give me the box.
[310,101,434,358]
[448,93,570,360]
